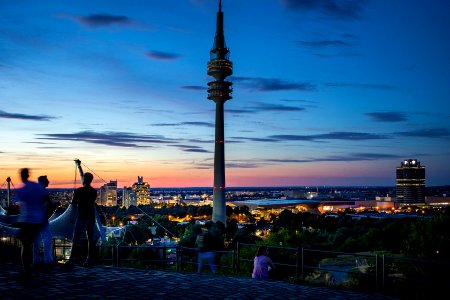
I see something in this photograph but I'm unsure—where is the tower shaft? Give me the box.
[212,102,226,223]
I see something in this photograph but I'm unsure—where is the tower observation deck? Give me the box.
[207,0,232,225]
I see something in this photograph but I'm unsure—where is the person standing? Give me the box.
[16,168,46,280]
[64,172,98,268]
[252,246,275,280]
[195,221,217,274]
[33,175,54,269]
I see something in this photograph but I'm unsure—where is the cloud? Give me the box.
[280,0,367,20]
[37,131,177,148]
[69,14,132,27]
[248,103,306,112]
[152,121,214,127]
[297,40,352,48]
[225,109,255,114]
[365,111,407,122]
[226,162,261,168]
[221,152,402,170]
[181,85,207,91]
[171,144,210,153]
[145,51,181,61]
[229,136,278,142]
[0,110,54,121]
[394,128,450,138]
[313,52,359,58]
[183,121,214,127]
[269,131,388,141]
[233,77,316,92]
[267,152,401,163]
[325,82,398,90]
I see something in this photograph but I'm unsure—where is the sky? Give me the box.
[1,0,450,189]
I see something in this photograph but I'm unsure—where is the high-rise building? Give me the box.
[207,0,232,225]
[123,186,137,208]
[396,159,426,204]
[99,180,118,206]
[132,176,151,206]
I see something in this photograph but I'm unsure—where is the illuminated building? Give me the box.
[207,0,232,224]
[99,180,117,206]
[396,159,425,204]
[123,186,137,208]
[132,176,151,206]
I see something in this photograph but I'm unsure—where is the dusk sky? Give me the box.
[1,0,450,188]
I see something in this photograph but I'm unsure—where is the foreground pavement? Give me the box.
[0,262,398,300]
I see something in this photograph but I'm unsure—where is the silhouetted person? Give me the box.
[65,172,98,268]
[16,168,46,280]
[195,221,217,274]
[33,175,54,268]
[252,246,275,280]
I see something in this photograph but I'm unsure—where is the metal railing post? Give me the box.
[163,246,167,270]
[236,242,240,273]
[375,254,378,290]
[177,245,181,272]
[295,246,300,281]
[115,244,119,267]
[301,247,304,279]
[381,253,385,290]
[232,249,235,273]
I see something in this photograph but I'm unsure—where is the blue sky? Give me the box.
[1,0,449,188]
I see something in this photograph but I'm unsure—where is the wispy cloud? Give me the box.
[281,99,318,108]
[171,144,210,153]
[181,85,207,91]
[0,110,55,121]
[325,82,398,90]
[145,51,181,61]
[67,14,132,27]
[314,52,359,58]
[230,136,277,142]
[280,0,367,20]
[223,152,401,169]
[269,131,389,141]
[226,162,262,168]
[365,111,407,122]
[233,77,316,92]
[152,121,214,127]
[248,103,306,112]
[37,131,177,148]
[394,128,450,138]
[297,40,352,48]
[225,109,255,114]
[267,152,401,163]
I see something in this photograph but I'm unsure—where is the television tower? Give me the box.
[207,0,232,224]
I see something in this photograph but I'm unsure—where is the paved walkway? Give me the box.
[0,262,398,300]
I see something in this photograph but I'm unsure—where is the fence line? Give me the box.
[1,235,448,298]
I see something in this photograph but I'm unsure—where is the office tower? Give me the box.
[207,0,233,225]
[132,176,151,205]
[123,186,137,208]
[100,180,118,206]
[396,159,426,204]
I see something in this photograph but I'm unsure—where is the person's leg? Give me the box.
[41,222,54,263]
[68,219,83,263]
[20,223,41,274]
[85,220,96,266]
[197,252,204,273]
[33,232,42,264]
[207,251,216,274]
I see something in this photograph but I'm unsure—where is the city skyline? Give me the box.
[1,0,450,188]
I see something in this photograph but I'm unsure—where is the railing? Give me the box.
[1,236,448,298]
